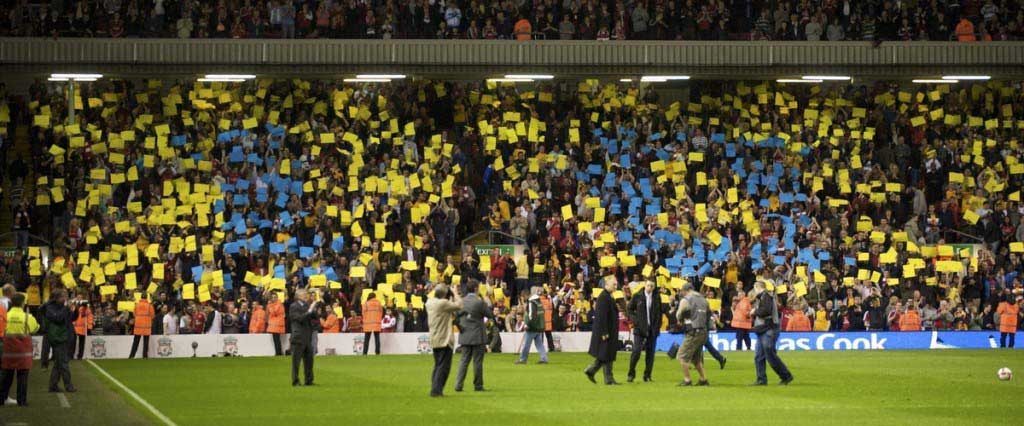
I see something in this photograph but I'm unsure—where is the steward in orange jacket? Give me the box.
[249,303,267,333]
[899,307,922,331]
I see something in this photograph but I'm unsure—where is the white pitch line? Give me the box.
[57,392,70,408]
[87,360,178,426]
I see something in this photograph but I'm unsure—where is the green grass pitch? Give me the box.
[4,350,1023,426]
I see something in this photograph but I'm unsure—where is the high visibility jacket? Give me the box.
[997,302,1020,333]
[786,311,812,331]
[249,306,267,333]
[3,307,39,336]
[899,310,921,331]
[0,304,7,337]
[267,301,286,334]
[731,297,752,330]
[321,314,340,333]
[541,296,553,331]
[133,300,155,336]
[74,305,94,336]
[363,299,383,332]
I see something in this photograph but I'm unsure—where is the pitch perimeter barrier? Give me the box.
[27,331,1022,359]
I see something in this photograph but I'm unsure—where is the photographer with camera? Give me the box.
[426,283,463,397]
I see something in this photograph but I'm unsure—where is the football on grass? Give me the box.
[998,367,1013,381]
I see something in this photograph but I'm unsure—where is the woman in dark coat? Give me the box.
[585,278,620,385]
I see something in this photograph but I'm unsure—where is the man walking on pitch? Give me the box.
[44,290,77,392]
[426,284,463,397]
[289,289,320,386]
[675,282,710,386]
[751,281,793,386]
[0,293,38,406]
[515,287,549,364]
[627,280,662,382]
[455,280,492,392]
[585,278,620,385]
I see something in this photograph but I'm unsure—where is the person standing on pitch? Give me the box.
[626,280,662,382]
[289,289,320,386]
[585,278,620,385]
[362,292,383,355]
[515,287,549,364]
[0,293,38,406]
[751,281,793,385]
[426,284,463,397]
[675,282,710,386]
[129,293,155,359]
[454,280,492,392]
[44,289,77,393]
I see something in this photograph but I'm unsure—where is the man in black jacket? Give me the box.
[584,278,620,385]
[626,280,662,382]
[44,290,78,393]
[752,281,793,386]
[289,289,320,386]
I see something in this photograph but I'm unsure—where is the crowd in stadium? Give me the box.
[1,0,1023,41]
[0,73,1023,356]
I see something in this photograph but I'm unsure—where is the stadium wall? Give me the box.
[29,331,1023,359]
[3,39,1023,77]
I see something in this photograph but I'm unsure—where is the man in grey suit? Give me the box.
[289,289,321,386]
[455,280,493,392]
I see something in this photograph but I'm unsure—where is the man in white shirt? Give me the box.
[163,305,179,335]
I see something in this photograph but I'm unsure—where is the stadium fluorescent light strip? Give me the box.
[619,78,633,82]
[204,74,256,80]
[504,74,554,80]
[343,78,392,82]
[487,78,534,83]
[641,75,690,82]
[50,73,103,81]
[802,75,851,80]
[913,79,958,83]
[777,79,822,83]
[942,75,990,80]
[198,78,246,82]
[356,74,406,79]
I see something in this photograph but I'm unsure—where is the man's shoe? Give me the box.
[643,376,652,382]
[584,369,597,384]
[750,382,767,386]
[697,380,710,386]
[780,377,794,386]
[304,382,315,386]
[429,392,443,398]
[65,386,77,393]
[474,388,486,392]
[605,381,621,385]
[537,360,548,364]
[677,380,693,387]
[6,397,17,405]
[626,375,635,383]
[454,387,463,392]
[719,357,727,370]
[292,382,300,387]
[513,360,526,365]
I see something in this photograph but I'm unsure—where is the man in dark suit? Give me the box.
[626,280,662,382]
[289,289,320,386]
[454,280,493,392]
[584,278,620,385]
